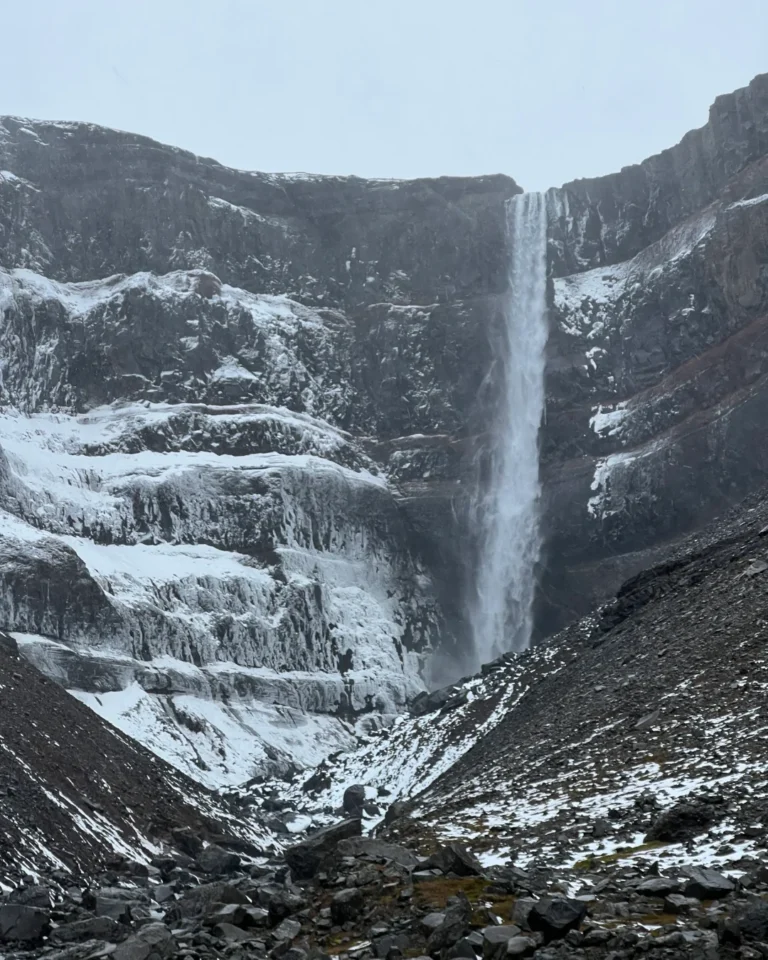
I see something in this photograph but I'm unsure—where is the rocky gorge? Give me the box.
[1,69,768,960]
[0,74,767,788]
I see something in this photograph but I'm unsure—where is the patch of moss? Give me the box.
[414,876,492,908]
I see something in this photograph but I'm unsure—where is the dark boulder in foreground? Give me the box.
[528,898,588,942]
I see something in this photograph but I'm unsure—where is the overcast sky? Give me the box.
[3,0,766,191]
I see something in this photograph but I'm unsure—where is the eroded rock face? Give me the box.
[539,72,768,633]
[0,70,767,780]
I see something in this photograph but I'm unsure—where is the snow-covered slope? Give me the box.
[0,269,442,787]
[276,489,768,878]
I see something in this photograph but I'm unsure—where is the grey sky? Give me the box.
[3,0,766,191]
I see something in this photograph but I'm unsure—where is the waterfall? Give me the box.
[470,191,548,665]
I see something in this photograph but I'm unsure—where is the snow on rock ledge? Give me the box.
[0,270,442,787]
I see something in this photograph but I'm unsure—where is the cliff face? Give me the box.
[541,72,768,631]
[0,117,520,784]
[0,72,766,785]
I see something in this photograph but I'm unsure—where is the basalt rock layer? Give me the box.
[0,73,767,782]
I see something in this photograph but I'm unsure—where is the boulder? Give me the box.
[0,904,51,942]
[528,898,587,942]
[645,802,716,843]
[331,887,365,924]
[636,876,681,897]
[481,925,523,959]
[343,784,366,816]
[51,916,126,943]
[683,867,735,900]
[420,842,483,877]
[285,818,362,879]
[337,837,419,867]
[427,895,472,954]
[196,843,241,874]
[113,922,176,960]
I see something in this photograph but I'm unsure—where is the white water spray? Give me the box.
[470,191,548,664]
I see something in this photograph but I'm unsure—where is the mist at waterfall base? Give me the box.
[427,192,549,687]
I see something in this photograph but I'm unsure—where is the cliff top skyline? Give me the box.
[2,0,767,191]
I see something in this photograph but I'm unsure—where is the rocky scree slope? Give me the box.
[0,116,521,785]
[4,773,768,960]
[0,630,271,889]
[273,483,768,884]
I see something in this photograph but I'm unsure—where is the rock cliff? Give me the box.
[0,117,521,784]
[0,72,767,784]
[542,71,768,631]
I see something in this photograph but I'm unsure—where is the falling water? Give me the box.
[470,191,548,665]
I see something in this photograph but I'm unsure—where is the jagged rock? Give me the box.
[384,801,412,827]
[336,837,419,867]
[635,877,681,897]
[645,802,717,842]
[420,912,446,936]
[112,922,176,960]
[734,900,768,940]
[683,867,736,899]
[284,818,362,879]
[420,843,483,877]
[503,938,537,959]
[343,784,366,816]
[273,917,302,940]
[0,904,51,942]
[330,888,364,924]
[426,894,472,954]
[51,916,126,943]
[481,925,524,959]
[527,898,587,942]
[196,844,241,874]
